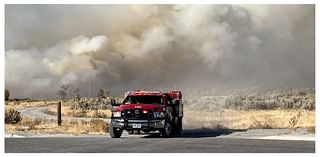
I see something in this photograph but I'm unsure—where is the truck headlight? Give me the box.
[113,112,121,118]
[153,112,165,118]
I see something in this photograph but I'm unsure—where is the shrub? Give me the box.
[93,110,107,118]
[249,116,275,129]
[5,108,22,124]
[289,111,302,129]
[70,97,110,110]
[78,119,108,133]
[97,89,107,98]
[66,110,87,117]
[306,126,315,134]
[89,119,107,132]
[186,88,315,111]
[18,117,42,130]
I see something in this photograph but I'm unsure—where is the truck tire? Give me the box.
[161,121,173,137]
[109,124,122,138]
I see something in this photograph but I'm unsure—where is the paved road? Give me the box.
[5,129,315,153]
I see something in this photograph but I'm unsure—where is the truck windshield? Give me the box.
[123,96,163,105]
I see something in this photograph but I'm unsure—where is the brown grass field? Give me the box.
[44,104,112,118]
[5,117,108,135]
[5,98,315,135]
[5,100,59,109]
[183,108,315,131]
[5,100,110,135]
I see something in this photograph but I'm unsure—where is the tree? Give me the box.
[97,88,110,98]
[105,90,110,97]
[97,89,106,98]
[57,84,80,100]
[57,89,67,100]
[72,88,81,98]
[5,89,10,101]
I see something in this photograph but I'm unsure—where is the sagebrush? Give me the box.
[5,108,22,124]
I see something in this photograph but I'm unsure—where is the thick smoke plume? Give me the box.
[5,5,315,99]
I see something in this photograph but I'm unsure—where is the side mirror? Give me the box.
[173,99,180,106]
[111,98,120,106]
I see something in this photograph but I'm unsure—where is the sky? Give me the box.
[5,4,315,99]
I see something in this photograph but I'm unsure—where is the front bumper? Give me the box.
[111,118,165,130]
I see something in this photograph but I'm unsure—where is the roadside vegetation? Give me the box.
[5,108,22,124]
[5,118,108,135]
[5,87,315,135]
[43,101,112,118]
[5,98,112,135]
[5,87,112,135]
[185,88,314,111]
[183,88,315,133]
[183,109,314,130]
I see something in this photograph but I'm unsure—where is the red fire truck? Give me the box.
[109,90,183,138]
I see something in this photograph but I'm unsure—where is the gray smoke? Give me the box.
[5,5,315,99]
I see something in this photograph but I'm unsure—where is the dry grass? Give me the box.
[5,100,59,110]
[6,100,111,118]
[6,117,43,132]
[5,100,111,135]
[185,88,315,111]
[19,117,42,129]
[45,104,111,118]
[306,126,315,134]
[5,97,315,135]
[65,110,88,117]
[5,118,108,135]
[183,109,315,130]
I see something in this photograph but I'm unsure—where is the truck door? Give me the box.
[163,95,173,122]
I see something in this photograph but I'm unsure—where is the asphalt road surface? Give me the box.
[5,129,315,153]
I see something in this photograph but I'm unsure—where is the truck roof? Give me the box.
[126,90,163,96]
[125,90,182,100]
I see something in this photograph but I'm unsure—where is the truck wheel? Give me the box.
[109,124,122,138]
[161,121,173,137]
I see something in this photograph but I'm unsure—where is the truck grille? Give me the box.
[123,109,152,119]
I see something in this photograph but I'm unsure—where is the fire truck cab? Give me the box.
[109,90,183,138]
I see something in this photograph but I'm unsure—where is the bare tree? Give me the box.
[57,85,67,100]
[97,89,106,98]
[97,88,110,98]
[73,88,80,99]
[57,88,67,100]
[57,84,80,100]
[105,89,110,97]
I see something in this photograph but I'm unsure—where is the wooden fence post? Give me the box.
[57,101,62,126]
